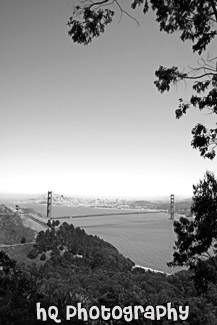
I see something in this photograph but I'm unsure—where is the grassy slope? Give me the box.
[0,205,37,264]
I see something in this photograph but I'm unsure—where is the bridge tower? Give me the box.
[47,191,52,219]
[170,194,175,220]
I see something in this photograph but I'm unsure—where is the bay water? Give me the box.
[17,203,184,274]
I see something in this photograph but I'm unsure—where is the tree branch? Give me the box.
[88,0,110,10]
[114,0,140,26]
[205,250,217,271]
[209,0,217,22]
[93,0,115,11]
[184,72,216,80]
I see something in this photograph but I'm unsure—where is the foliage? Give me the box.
[25,221,217,324]
[67,0,217,158]
[68,6,114,45]
[1,220,217,324]
[21,236,26,244]
[168,171,217,293]
[156,60,217,159]
[0,251,37,325]
[28,220,134,272]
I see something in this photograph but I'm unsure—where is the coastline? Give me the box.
[132,264,171,276]
[2,203,178,274]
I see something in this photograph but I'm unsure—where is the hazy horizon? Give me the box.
[0,191,191,202]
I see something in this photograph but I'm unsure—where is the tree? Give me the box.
[20,236,26,244]
[168,171,217,292]
[0,251,37,324]
[67,0,217,158]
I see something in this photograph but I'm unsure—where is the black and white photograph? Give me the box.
[1,1,217,324]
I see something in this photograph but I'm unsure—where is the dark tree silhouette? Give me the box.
[68,0,217,158]
[168,171,217,292]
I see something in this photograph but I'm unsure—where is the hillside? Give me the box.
[0,205,217,324]
[0,204,47,264]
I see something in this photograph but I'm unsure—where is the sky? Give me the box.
[1,0,217,199]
